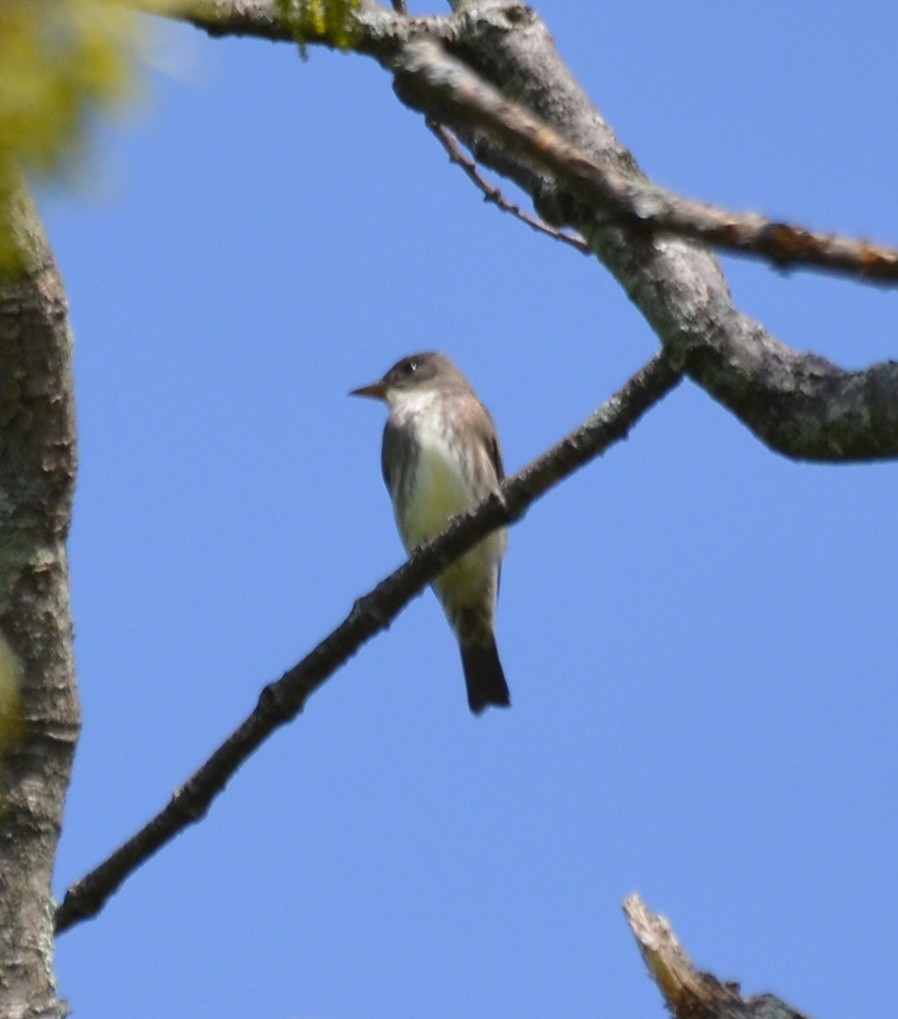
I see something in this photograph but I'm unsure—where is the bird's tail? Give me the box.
[460,636,511,715]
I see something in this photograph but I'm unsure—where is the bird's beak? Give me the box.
[349,381,387,400]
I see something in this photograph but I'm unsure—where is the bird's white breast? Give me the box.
[400,399,474,548]
[387,387,506,598]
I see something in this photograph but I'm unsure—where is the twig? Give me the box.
[426,119,590,254]
[55,352,682,934]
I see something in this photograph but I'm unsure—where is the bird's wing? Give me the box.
[381,416,416,500]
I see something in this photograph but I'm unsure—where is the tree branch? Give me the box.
[395,40,898,284]
[624,895,811,1019]
[388,36,898,462]
[54,352,682,934]
[158,0,898,462]
[172,1,898,283]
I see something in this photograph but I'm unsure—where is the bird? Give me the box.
[350,352,511,715]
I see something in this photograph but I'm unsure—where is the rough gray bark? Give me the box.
[0,180,79,1019]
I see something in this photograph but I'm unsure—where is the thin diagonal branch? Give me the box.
[425,119,590,255]
[55,352,682,935]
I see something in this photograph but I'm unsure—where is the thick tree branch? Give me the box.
[165,0,898,462]
[388,37,898,462]
[55,352,681,934]
[0,179,79,1019]
[624,895,810,1019]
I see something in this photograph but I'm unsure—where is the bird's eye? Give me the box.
[403,360,418,375]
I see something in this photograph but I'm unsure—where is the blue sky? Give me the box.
[38,3,898,1016]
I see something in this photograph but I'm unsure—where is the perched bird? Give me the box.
[350,352,511,715]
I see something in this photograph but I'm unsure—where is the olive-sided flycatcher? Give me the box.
[350,352,511,715]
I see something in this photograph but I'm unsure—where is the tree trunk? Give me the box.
[0,178,79,1019]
